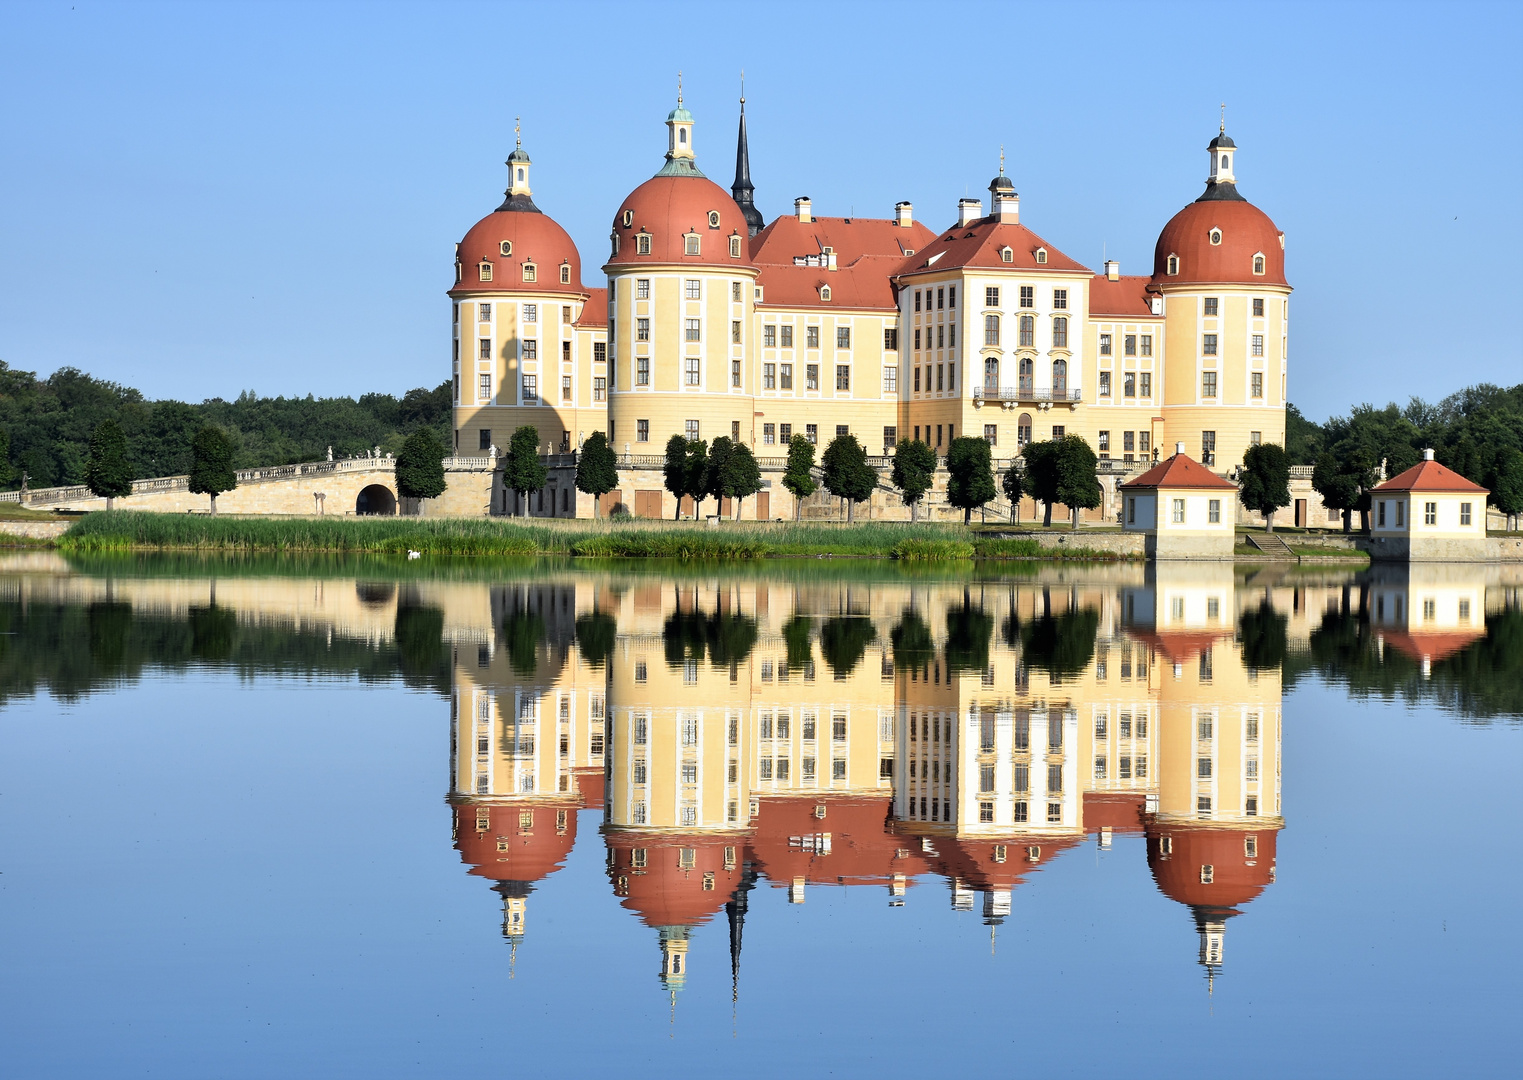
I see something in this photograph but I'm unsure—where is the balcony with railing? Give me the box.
[973,383,1082,405]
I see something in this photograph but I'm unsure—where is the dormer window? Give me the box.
[684,233,701,256]
[522,262,536,283]
[479,261,493,282]
[1209,229,1223,246]
[560,263,571,284]
[610,232,619,257]
[622,209,634,228]
[454,260,463,283]
[499,240,513,257]
[1000,246,1013,263]
[1166,254,1180,276]
[636,232,652,256]
[729,235,742,258]
[820,285,832,302]
[1035,247,1048,264]
[902,248,914,256]
[1252,253,1266,275]
[707,210,721,228]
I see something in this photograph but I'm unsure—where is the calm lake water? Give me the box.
[0,554,1518,1078]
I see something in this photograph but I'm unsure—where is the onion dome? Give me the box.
[452,801,579,885]
[608,94,753,269]
[1146,825,1277,910]
[451,132,585,296]
[1152,126,1287,288]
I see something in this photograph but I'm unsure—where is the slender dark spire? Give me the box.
[725,863,757,1004]
[732,76,764,237]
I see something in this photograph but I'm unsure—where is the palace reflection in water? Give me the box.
[449,565,1291,998]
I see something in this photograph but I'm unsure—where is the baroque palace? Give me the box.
[449,91,1290,519]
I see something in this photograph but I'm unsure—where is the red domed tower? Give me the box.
[1152,121,1291,473]
[449,125,609,495]
[604,88,759,464]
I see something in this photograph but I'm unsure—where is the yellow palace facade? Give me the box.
[449,92,1290,516]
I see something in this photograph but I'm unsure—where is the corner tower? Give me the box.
[604,91,758,461]
[1152,122,1290,473]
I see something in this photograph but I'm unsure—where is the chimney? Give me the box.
[1423,447,1435,461]
[794,196,812,223]
[1105,260,1120,281]
[826,251,837,271]
[894,201,913,227]
[957,198,982,227]
[991,189,1019,223]
[1175,442,1186,457]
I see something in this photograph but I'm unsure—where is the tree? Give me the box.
[717,442,761,519]
[1023,440,1061,526]
[704,436,736,516]
[575,431,619,518]
[683,439,709,516]
[395,427,447,507]
[1490,446,1523,531]
[782,433,817,520]
[1311,450,1363,533]
[85,419,133,510]
[502,425,547,516]
[663,434,688,519]
[1284,402,1324,466]
[0,428,13,487]
[188,426,236,514]
[890,438,937,521]
[821,433,876,521]
[1053,434,1103,530]
[1239,442,1291,531]
[1001,458,1025,524]
[945,437,996,524]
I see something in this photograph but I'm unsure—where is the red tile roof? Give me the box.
[452,800,579,884]
[898,218,1090,277]
[1120,453,1237,490]
[755,254,909,310]
[607,174,754,270]
[575,287,608,329]
[1088,274,1163,319]
[1124,628,1236,664]
[450,207,587,297]
[750,214,936,311]
[1371,458,1488,494]
[1152,198,1287,288]
[1147,824,1279,910]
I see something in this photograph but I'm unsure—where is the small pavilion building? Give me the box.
[1120,446,1238,560]
[1368,449,1489,561]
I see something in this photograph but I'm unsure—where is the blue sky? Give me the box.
[1,0,1518,422]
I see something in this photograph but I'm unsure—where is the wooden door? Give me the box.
[756,491,770,520]
[599,490,623,517]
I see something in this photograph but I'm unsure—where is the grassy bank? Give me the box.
[58,512,1137,562]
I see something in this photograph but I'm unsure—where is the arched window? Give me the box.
[1167,254,1180,275]
[1019,315,1034,347]
[560,263,571,284]
[479,261,493,282]
[1052,358,1068,396]
[1253,254,1266,275]
[820,286,831,302]
[1017,412,1033,446]
[1220,154,1229,170]
[636,232,652,255]
[729,235,742,258]
[984,314,1000,346]
[679,128,687,144]
[522,262,536,282]
[1035,248,1048,264]
[1018,356,1033,393]
[684,233,700,256]
[517,168,525,182]
[1000,246,1013,263]
[1052,317,1068,348]
[984,356,999,391]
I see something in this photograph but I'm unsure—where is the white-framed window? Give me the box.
[636,317,650,341]
[835,365,850,391]
[636,357,649,385]
[478,302,492,323]
[522,375,537,403]
[636,278,650,299]
[729,235,742,258]
[707,210,721,228]
[836,326,850,348]
[1035,248,1048,264]
[731,359,741,387]
[498,240,512,256]
[685,419,700,440]
[1000,246,1013,263]
[522,339,537,360]
[479,338,492,360]
[684,357,700,385]
[1099,333,1112,355]
[984,314,1000,346]
[1461,502,1472,526]
[1099,371,1111,396]
[985,286,1000,306]
[684,233,700,256]
[762,423,775,444]
[1253,253,1265,275]
[764,325,776,347]
[1202,371,1217,397]
[1253,297,1265,316]
[685,279,701,299]
[1424,501,1437,526]
[560,263,570,284]
[1251,372,1264,398]
[883,366,897,393]
[1172,498,1185,523]
[1209,229,1222,246]
[634,419,649,442]
[806,364,819,390]
[763,363,776,389]
[1166,254,1179,275]
[806,326,820,349]
[684,318,701,342]
[732,320,742,345]
[820,285,832,302]
[1053,288,1068,310]
[1209,499,1221,523]
[593,377,606,401]
[1203,297,1219,316]
[1252,334,1264,356]
[1202,334,1218,356]
[478,373,492,402]
[522,262,536,282]
[636,232,652,255]
[523,303,538,323]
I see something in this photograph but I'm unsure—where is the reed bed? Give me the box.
[58,511,1131,561]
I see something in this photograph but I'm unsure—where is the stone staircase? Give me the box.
[1245,532,1298,560]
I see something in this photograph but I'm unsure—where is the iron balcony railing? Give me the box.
[973,385,1083,404]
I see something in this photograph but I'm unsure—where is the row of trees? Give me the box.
[1294,383,1523,531]
[0,359,453,490]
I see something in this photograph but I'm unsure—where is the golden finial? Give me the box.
[1219,102,1226,134]
[677,70,683,106]
[514,115,521,150]
[999,144,1005,176]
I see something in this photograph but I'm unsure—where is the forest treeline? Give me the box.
[0,360,452,489]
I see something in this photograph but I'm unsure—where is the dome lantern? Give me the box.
[659,73,703,177]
